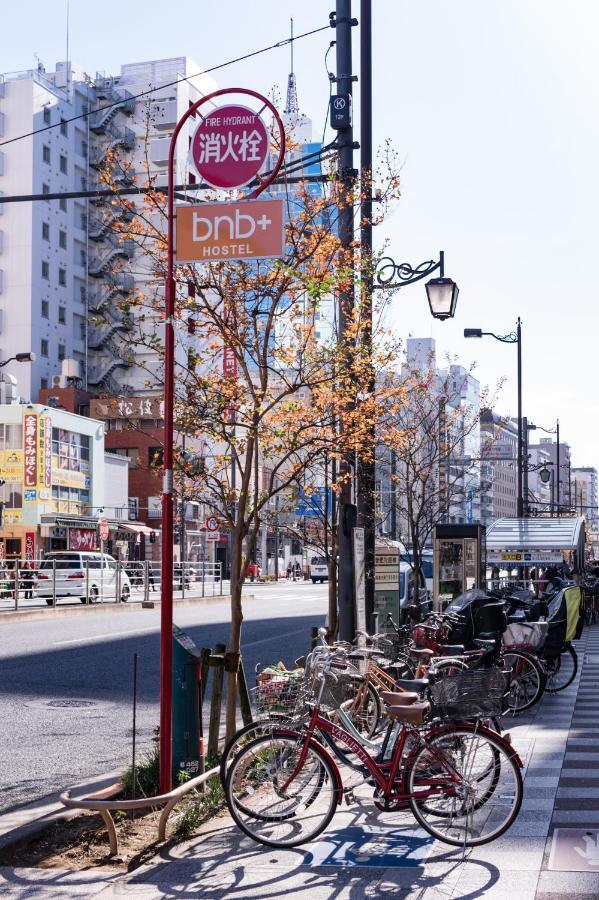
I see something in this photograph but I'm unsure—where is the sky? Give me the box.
[3,0,599,466]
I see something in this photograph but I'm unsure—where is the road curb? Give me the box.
[0,593,254,623]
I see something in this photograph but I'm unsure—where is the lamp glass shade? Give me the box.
[540,467,551,484]
[426,277,459,320]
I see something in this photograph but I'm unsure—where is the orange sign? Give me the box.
[175,199,284,263]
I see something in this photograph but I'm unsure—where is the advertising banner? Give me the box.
[23,413,38,488]
[0,450,23,483]
[25,532,35,560]
[68,528,97,551]
[175,199,284,263]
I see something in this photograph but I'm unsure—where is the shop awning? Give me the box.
[486,517,586,566]
[117,523,155,537]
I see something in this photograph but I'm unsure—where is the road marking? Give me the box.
[54,628,158,646]
[242,627,309,649]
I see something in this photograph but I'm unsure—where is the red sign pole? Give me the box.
[160,88,284,794]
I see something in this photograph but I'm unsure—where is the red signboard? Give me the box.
[223,346,238,379]
[99,518,109,541]
[23,413,38,488]
[25,532,35,560]
[68,528,97,551]
[191,104,269,190]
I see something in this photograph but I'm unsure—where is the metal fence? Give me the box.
[0,558,224,611]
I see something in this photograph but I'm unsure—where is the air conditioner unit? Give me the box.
[52,375,61,387]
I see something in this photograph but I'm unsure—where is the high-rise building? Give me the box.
[479,410,517,524]
[0,57,216,401]
[571,466,598,531]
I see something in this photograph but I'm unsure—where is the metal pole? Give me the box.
[522,416,529,517]
[357,0,375,633]
[390,449,397,539]
[556,419,560,517]
[516,317,523,517]
[336,0,357,642]
[131,652,138,804]
[180,432,186,598]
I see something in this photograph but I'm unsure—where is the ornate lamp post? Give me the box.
[375,250,459,320]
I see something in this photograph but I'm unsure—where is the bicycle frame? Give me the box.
[279,703,519,803]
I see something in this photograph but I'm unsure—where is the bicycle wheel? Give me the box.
[544,644,578,693]
[406,727,523,847]
[220,715,294,787]
[225,734,339,848]
[502,649,545,713]
[342,680,381,738]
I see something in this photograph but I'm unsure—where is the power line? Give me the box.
[0,142,338,205]
[0,24,330,149]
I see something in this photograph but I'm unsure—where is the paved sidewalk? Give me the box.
[2,627,599,899]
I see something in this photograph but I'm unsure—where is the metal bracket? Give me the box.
[329,13,359,27]
[329,74,359,83]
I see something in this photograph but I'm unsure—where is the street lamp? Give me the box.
[0,352,36,369]
[464,319,523,517]
[375,251,459,320]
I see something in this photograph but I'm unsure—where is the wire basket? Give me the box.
[430,668,509,721]
[374,633,410,662]
[320,666,364,714]
[252,671,305,717]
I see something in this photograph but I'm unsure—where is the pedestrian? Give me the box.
[148,564,156,592]
[295,561,302,581]
[20,561,34,599]
[286,562,292,580]
[490,565,500,591]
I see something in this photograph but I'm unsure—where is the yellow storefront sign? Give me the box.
[0,450,23,483]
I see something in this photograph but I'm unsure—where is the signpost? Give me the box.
[160,88,285,793]
[205,515,218,532]
[175,199,284,263]
[99,517,109,603]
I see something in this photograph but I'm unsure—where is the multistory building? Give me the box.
[479,410,517,524]
[571,466,598,531]
[529,436,572,513]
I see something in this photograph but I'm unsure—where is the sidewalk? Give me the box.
[2,627,599,899]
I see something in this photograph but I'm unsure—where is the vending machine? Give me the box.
[433,524,486,610]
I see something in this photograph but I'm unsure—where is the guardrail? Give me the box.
[0,558,224,611]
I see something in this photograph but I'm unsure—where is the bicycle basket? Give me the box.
[253,671,305,716]
[430,668,509,721]
[320,667,363,714]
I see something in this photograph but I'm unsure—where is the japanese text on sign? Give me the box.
[191,104,269,190]
[23,413,37,488]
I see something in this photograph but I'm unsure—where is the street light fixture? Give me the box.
[464,319,523,517]
[0,352,36,369]
[375,250,459,321]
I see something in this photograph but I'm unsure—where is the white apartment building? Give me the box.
[0,57,216,402]
[572,466,599,531]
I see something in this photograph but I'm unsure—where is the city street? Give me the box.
[0,581,326,815]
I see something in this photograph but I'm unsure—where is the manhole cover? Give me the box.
[46,699,97,709]
[24,698,114,712]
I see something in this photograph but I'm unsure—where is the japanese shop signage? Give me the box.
[25,532,35,560]
[23,413,38,488]
[223,346,238,379]
[68,528,97,551]
[37,415,51,490]
[175,199,284,263]
[191,104,269,189]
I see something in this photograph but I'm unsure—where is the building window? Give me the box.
[43,107,51,125]
[81,140,88,158]
[58,306,66,324]
[59,154,67,174]
[41,299,49,318]
[40,377,48,390]
[42,145,51,164]
[41,260,49,280]
[79,248,86,266]
[58,343,66,361]
[59,230,67,249]
[42,183,50,200]
[58,268,66,286]
[79,322,86,340]
[60,118,68,136]
[41,339,49,357]
[79,285,86,303]
[42,221,50,241]
[59,197,67,212]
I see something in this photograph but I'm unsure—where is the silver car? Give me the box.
[35,551,131,605]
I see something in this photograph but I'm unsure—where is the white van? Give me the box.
[35,552,131,605]
[310,556,329,584]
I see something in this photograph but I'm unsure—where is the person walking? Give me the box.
[21,561,34,599]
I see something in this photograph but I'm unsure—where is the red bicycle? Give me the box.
[225,659,523,849]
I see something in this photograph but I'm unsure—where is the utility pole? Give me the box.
[556,418,560,517]
[522,416,529,517]
[334,0,358,641]
[516,317,524,517]
[357,0,376,632]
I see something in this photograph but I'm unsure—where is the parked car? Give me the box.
[310,556,329,584]
[35,552,131,605]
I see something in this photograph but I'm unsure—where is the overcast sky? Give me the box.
[4,0,598,466]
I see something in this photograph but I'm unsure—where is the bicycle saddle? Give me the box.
[394,677,429,692]
[436,644,465,656]
[385,702,430,725]
[380,690,419,706]
[409,648,434,660]
[471,638,498,650]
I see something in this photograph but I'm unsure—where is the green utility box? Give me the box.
[172,625,204,782]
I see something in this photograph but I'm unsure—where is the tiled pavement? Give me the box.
[2,627,599,898]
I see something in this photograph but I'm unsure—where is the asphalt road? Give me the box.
[0,581,327,814]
